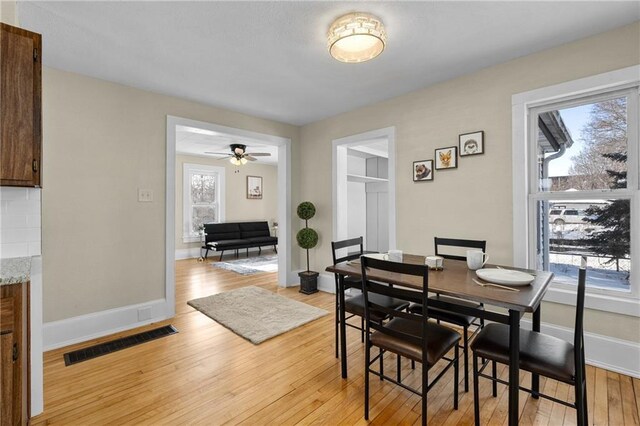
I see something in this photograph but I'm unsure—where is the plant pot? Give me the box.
[298,271,319,294]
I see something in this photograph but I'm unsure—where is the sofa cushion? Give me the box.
[245,236,278,244]
[204,223,241,243]
[239,221,270,239]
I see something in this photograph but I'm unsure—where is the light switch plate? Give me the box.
[138,189,153,202]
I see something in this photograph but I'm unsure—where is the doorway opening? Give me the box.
[332,127,396,252]
[166,116,292,317]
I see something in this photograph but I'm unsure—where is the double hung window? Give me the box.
[527,87,638,296]
[183,163,225,243]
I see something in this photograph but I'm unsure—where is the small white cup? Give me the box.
[425,255,444,270]
[466,249,489,270]
[388,249,403,262]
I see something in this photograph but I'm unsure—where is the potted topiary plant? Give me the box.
[296,201,319,294]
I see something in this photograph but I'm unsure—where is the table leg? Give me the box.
[532,305,541,399]
[508,310,520,426]
[339,274,348,379]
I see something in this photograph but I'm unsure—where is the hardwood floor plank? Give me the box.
[593,366,609,426]
[607,371,624,426]
[620,374,640,425]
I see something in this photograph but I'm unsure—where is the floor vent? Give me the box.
[63,325,178,366]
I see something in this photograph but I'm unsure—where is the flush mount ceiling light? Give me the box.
[328,12,386,63]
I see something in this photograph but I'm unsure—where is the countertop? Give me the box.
[0,257,32,285]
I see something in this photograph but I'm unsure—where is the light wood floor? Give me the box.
[32,255,640,425]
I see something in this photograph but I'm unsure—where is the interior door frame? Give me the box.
[166,116,293,316]
[332,126,397,249]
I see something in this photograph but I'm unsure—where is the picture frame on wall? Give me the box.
[459,131,484,156]
[434,146,458,170]
[247,176,263,199]
[413,160,434,182]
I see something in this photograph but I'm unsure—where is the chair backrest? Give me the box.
[574,256,587,373]
[331,236,364,264]
[360,256,428,347]
[434,237,486,261]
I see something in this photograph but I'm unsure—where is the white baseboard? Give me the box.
[175,247,201,260]
[318,273,336,294]
[521,318,640,378]
[43,299,173,351]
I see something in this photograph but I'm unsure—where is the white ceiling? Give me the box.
[176,125,278,165]
[18,1,640,126]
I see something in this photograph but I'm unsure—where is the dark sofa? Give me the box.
[202,221,277,260]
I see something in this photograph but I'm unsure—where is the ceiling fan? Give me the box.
[205,144,271,165]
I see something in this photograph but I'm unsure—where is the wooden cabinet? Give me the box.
[0,23,42,187]
[0,283,29,426]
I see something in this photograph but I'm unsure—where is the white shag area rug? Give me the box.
[211,255,278,275]
[187,286,328,344]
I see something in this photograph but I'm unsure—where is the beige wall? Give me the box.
[299,22,640,342]
[0,1,18,26]
[175,154,278,251]
[42,68,299,322]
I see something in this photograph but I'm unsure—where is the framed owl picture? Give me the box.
[434,146,458,170]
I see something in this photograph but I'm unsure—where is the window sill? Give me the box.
[182,236,202,244]
[543,285,640,317]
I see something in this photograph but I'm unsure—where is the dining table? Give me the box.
[325,254,554,426]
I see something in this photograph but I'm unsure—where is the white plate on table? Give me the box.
[475,268,535,286]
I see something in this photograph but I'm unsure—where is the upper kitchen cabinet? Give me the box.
[0,23,42,187]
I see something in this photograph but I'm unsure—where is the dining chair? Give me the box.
[471,257,588,426]
[409,237,487,392]
[360,256,460,426]
[330,237,409,358]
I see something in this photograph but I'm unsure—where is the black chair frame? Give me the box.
[331,237,366,357]
[361,257,460,426]
[424,237,487,392]
[472,260,588,426]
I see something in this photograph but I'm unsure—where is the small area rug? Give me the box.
[212,255,278,275]
[187,286,328,344]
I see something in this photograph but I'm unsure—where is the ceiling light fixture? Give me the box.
[328,12,386,63]
[229,157,248,166]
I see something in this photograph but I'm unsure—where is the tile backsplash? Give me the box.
[0,187,42,258]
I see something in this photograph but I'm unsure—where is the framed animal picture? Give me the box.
[413,160,433,182]
[459,131,484,156]
[435,146,458,170]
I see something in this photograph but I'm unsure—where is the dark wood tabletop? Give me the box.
[325,254,553,313]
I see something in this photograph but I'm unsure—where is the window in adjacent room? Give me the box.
[183,163,225,243]
[528,87,638,296]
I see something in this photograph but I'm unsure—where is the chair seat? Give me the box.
[370,318,460,366]
[345,294,409,323]
[409,296,483,327]
[471,323,576,383]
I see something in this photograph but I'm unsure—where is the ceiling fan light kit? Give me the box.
[328,12,386,63]
[204,143,271,166]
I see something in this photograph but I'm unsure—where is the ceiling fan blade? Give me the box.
[244,155,257,161]
[204,152,231,156]
[245,152,271,156]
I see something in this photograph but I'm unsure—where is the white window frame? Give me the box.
[512,65,640,317]
[182,163,225,243]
